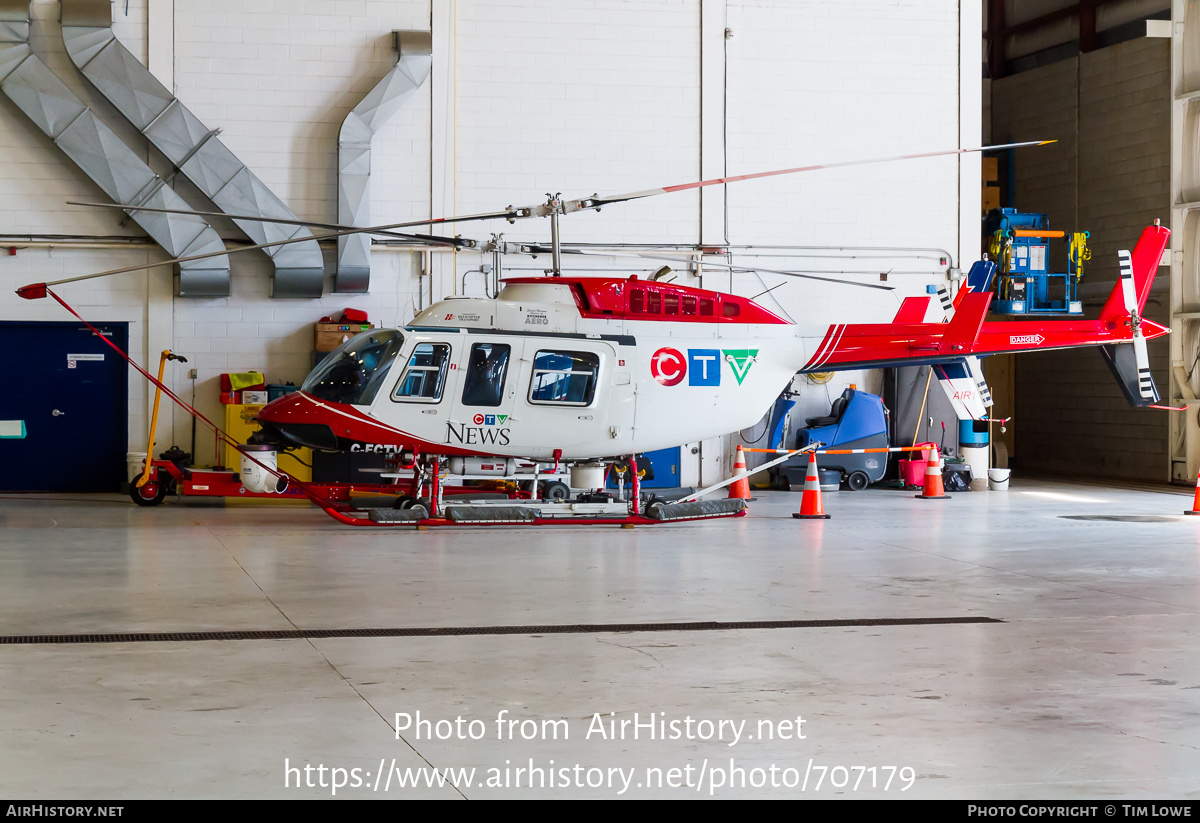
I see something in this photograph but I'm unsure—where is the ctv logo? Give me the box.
[650,348,687,386]
[650,347,758,386]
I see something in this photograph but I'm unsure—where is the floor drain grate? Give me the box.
[0,616,1003,645]
[1060,515,1179,522]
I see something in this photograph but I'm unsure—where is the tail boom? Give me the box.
[798,316,1169,373]
[798,222,1170,374]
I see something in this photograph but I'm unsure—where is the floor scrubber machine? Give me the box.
[769,388,890,491]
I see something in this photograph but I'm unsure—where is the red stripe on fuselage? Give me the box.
[803,325,838,369]
[258,392,500,457]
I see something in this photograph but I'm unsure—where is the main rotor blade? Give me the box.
[72,140,1054,236]
[532,245,895,291]
[565,140,1056,213]
[17,218,478,292]
[40,140,1052,294]
[67,201,472,247]
[70,199,524,234]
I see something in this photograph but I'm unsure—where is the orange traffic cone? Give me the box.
[792,453,831,519]
[728,444,751,500]
[1185,465,1200,515]
[915,450,949,500]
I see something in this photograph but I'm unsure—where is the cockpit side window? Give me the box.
[392,343,451,403]
[461,342,511,407]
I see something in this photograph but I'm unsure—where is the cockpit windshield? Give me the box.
[301,329,404,405]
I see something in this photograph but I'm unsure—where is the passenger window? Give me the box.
[664,294,679,315]
[647,291,662,313]
[682,296,697,315]
[630,289,644,313]
[392,343,451,402]
[699,298,714,316]
[529,350,600,406]
[722,301,741,317]
[461,342,511,407]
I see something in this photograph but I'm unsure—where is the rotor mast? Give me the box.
[546,192,563,276]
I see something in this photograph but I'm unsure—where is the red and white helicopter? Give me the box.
[18,142,1170,526]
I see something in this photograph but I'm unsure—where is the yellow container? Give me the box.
[222,404,312,482]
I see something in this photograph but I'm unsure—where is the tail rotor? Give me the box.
[1117,248,1155,402]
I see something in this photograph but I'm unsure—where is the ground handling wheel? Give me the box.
[129,471,168,507]
[539,480,571,502]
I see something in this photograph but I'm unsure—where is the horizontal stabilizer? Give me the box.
[938,291,991,354]
[893,296,932,323]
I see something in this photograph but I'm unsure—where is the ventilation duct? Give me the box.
[0,1,230,296]
[60,0,325,298]
[336,30,432,293]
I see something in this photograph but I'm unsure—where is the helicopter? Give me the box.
[15,142,1170,525]
[251,220,1165,463]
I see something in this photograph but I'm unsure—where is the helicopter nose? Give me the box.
[258,390,308,421]
[257,392,340,451]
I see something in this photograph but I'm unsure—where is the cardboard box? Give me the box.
[982,186,1000,212]
[242,390,269,405]
[315,322,373,352]
[982,157,998,183]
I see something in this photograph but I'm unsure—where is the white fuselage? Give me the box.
[358,284,805,460]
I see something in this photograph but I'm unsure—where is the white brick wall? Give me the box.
[0,0,974,468]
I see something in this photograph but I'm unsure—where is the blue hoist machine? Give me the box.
[983,208,1090,316]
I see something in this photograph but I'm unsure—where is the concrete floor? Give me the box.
[1,479,1199,799]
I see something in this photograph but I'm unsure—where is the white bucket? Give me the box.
[126,452,147,482]
[571,463,606,491]
[962,445,990,491]
[988,467,1011,491]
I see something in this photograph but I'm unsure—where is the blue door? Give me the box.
[0,321,128,491]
